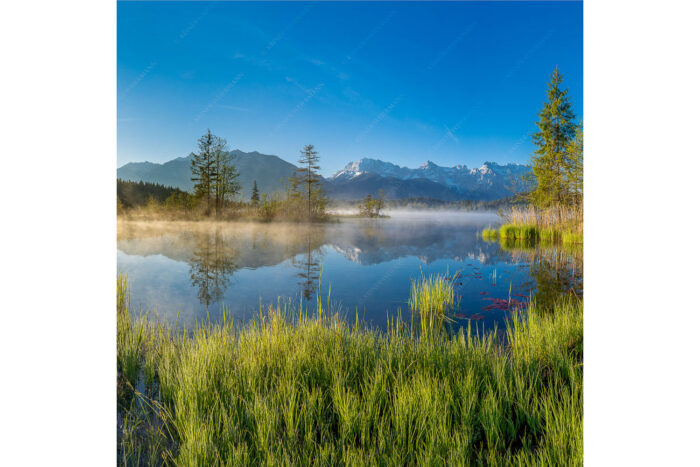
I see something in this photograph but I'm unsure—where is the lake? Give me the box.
[117,212,582,331]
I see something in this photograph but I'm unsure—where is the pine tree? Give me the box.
[190,129,218,215]
[527,68,578,209]
[251,180,260,206]
[191,129,240,217]
[295,144,323,219]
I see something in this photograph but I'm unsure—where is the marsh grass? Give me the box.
[481,205,583,245]
[499,223,540,241]
[485,224,582,245]
[562,231,583,244]
[481,227,499,239]
[502,205,582,234]
[117,273,583,465]
[408,272,456,340]
[482,205,583,246]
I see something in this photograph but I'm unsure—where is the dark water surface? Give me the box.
[117,212,582,331]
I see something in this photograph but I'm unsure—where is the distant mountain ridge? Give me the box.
[117,150,298,199]
[327,158,531,201]
[118,152,531,201]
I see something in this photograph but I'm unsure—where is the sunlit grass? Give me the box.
[117,273,583,465]
[408,272,455,340]
[481,207,583,244]
[503,205,583,234]
[562,230,583,244]
[481,227,499,240]
[481,204,583,246]
[499,223,540,241]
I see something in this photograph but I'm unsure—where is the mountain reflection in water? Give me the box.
[117,213,582,330]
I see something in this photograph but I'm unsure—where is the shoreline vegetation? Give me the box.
[482,206,583,245]
[116,179,390,223]
[116,178,522,223]
[118,272,583,465]
[482,68,584,247]
[119,138,336,223]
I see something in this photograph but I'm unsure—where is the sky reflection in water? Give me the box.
[117,212,582,331]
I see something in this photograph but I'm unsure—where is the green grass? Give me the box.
[118,273,583,465]
[499,223,540,241]
[481,227,499,240]
[481,223,583,246]
[562,231,583,245]
[408,272,456,340]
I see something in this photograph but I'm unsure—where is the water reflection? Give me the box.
[498,239,583,311]
[117,214,582,328]
[188,227,239,308]
[291,226,325,300]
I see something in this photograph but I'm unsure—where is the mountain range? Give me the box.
[117,151,531,201]
[326,158,530,201]
[117,150,297,199]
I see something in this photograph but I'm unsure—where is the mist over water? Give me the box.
[117,211,581,330]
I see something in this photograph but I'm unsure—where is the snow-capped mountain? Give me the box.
[331,159,415,181]
[326,158,531,201]
[118,151,531,202]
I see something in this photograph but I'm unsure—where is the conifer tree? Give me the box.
[251,180,260,206]
[190,129,218,215]
[526,68,578,208]
[295,144,323,219]
[191,129,240,216]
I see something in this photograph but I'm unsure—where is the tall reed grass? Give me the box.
[408,272,456,340]
[483,205,583,245]
[502,205,583,234]
[117,273,583,465]
[481,227,499,239]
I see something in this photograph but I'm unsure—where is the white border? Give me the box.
[2,0,700,464]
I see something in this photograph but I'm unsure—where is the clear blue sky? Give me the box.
[118,1,582,176]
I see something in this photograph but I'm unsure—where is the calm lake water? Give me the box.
[117,212,582,331]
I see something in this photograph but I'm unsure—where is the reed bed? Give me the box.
[481,227,499,240]
[502,205,583,234]
[117,273,583,466]
[482,205,583,245]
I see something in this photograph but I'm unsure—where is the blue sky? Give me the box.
[118,1,582,176]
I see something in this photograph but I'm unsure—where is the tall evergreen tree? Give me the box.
[526,68,578,208]
[190,129,218,215]
[296,144,323,219]
[250,180,260,206]
[191,129,240,216]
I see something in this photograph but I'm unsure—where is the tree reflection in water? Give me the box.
[499,239,583,312]
[188,226,239,309]
[291,225,326,301]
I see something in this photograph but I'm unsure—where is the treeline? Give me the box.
[118,131,329,222]
[117,179,188,208]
